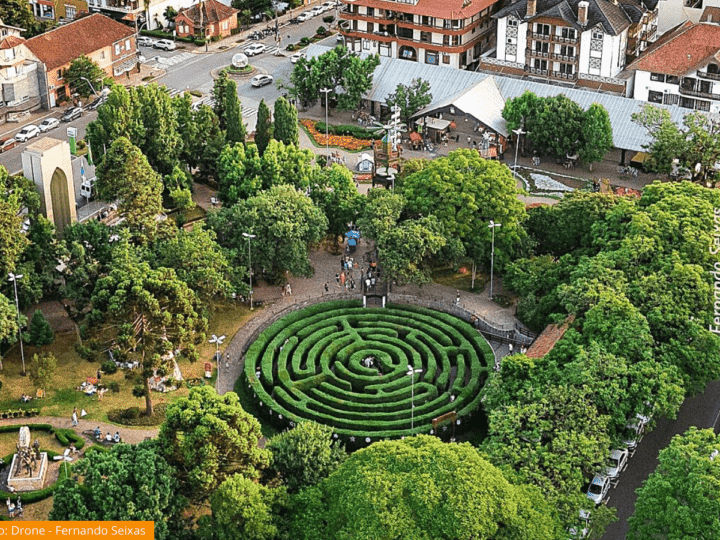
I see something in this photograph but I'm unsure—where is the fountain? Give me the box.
[7,427,48,491]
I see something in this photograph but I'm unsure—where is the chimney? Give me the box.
[578,0,589,26]
[527,0,537,17]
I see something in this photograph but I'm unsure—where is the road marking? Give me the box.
[712,402,720,430]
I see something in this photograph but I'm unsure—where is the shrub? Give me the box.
[286,43,296,51]
[300,37,310,45]
[54,428,85,449]
[100,360,118,375]
[109,381,121,393]
[123,407,141,420]
[323,15,334,23]
[316,26,326,35]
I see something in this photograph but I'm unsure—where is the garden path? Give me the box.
[1,417,157,445]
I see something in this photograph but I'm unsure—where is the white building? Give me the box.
[629,21,720,112]
[487,0,657,92]
[87,0,198,30]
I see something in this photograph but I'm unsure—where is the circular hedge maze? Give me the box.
[243,300,493,439]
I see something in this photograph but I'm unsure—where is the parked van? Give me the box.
[81,177,97,200]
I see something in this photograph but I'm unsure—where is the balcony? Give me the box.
[532,32,552,41]
[0,96,41,114]
[555,35,578,44]
[553,71,577,80]
[678,85,720,100]
[697,70,720,82]
[526,67,549,75]
[526,48,550,58]
[551,52,577,61]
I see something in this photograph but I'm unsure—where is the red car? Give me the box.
[0,137,17,153]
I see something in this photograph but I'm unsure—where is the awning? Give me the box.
[37,0,54,6]
[113,59,136,76]
[416,117,451,131]
[631,151,649,165]
[409,131,422,142]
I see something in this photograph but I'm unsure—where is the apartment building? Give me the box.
[0,19,42,121]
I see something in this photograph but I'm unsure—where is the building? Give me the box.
[338,0,502,71]
[487,0,657,93]
[628,21,720,112]
[23,14,137,108]
[87,0,199,31]
[28,0,90,23]
[175,0,239,39]
[0,19,42,122]
[657,0,720,35]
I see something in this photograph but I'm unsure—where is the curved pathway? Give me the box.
[1,416,158,445]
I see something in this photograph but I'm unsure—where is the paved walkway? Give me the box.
[2,416,158,445]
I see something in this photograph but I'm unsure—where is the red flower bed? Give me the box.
[301,119,381,151]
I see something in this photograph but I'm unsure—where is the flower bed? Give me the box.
[301,119,381,152]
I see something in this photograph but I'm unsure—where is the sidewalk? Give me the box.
[1,416,158,445]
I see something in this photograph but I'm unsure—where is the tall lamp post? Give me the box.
[242,233,256,310]
[512,127,525,179]
[406,367,422,431]
[320,87,332,159]
[488,220,501,300]
[209,334,225,391]
[8,273,26,375]
[79,76,98,98]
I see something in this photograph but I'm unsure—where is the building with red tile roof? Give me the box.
[175,0,239,39]
[0,19,43,120]
[628,22,720,114]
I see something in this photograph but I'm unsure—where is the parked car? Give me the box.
[311,5,326,15]
[290,51,305,63]
[137,36,156,47]
[587,475,611,505]
[622,413,649,450]
[86,95,108,110]
[61,107,83,122]
[38,117,60,132]
[297,11,313,21]
[0,137,17,153]
[155,39,176,51]
[251,74,274,87]
[14,125,40,142]
[80,177,97,200]
[605,448,629,479]
[245,43,267,56]
[322,1,336,9]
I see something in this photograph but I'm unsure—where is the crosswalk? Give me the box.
[242,106,258,119]
[144,52,194,68]
[190,98,258,120]
[242,46,282,56]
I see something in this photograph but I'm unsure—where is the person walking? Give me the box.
[286,283,292,296]
[335,273,340,287]
[71,407,78,427]
[455,290,460,306]
[324,282,329,294]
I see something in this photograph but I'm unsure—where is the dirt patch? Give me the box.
[24,301,74,334]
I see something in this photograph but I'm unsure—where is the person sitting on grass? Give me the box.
[113,432,121,443]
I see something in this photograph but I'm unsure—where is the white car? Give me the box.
[587,475,611,505]
[245,43,267,56]
[290,52,305,63]
[80,177,97,200]
[137,36,156,47]
[311,5,326,15]
[297,11,313,21]
[154,39,176,51]
[38,117,60,132]
[15,125,40,142]
[251,74,274,87]
[322,1,336,9]
[622,413,649,449]
[605,448,629,479]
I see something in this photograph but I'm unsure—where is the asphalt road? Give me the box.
[601,379,720,540]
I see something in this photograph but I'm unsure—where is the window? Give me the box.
[5,48,15,60]
[559,45,574,57]
[363,39,370,49]
[444,19,452,29]
[425,51,438,64]
[648,90,663,103]
[508,18,518,27]
[367,22,373,32]
[666,75,680,85]
[650,72,666,82]
[696,99,711,111]
[663,93,679,105]
[561,27,575,39]
[420,31,430,42]
[115,44,120,55]
[379,43,391,56]
[536,23,550,35]
[99,51,105,59]
[559,62,574,74]
[444,34,450,46]
[592,31,603,40]
[65,5,76,18]
[443,54,450,63]
[679,96,694,109]
[125,39,131,50]
[422,15,430,25]
[367,7,374,15]
[453,19,462,29]
[535,41,549,53]
[533,59,548,71]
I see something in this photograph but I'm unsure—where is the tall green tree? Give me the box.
[379,216,447,285]
[501,90,544,133]
[225,79,246,145]
[255,99,273,156]
[273,96,299,146]
[88,240,207,415]
[531,94,585,159]
[309,164,363,238]
[50,442,185,539]
[579,103,613,170]
[267,421,346,494]
[28,352,56,393]
[0,0,50,37]
[158,386,271,500]
[356,188,405,244]
[385,78,433,124]
[64,55,105,99]
[213,71,231,130]
[96,137,164,243]
[0,294,19,370]
[26,309,53,347]
[628,427,720,540]
[208,184,327,280]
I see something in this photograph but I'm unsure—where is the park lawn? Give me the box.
[0,431,64,457]
[431,265,489,293]
[0,302,255,424]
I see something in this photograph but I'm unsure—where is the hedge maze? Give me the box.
[244,300,493,439]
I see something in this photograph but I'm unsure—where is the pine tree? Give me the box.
[255,99,273,156]
[212,71,230,130]
[273,97,299,147]
[224,79,246,145]
[26,309,54,347]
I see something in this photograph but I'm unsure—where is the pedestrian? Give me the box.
[286,283,292,296]
[335,273,340,287]
[340,259,344,271]
[97,369,102,380]
[350,279,355,290]
[71,408,78,427]
[455,290,460,305]
[340,272,346,287]
[508,343,514,353]
[281,284,286,297]
[467,136,471,147]
[521,346,527,354]
[324,282,329,293]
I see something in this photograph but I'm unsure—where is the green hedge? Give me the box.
[54,428,85,450]
[242,302,491,439]
[0,409,41,419]
[0,449,71,503]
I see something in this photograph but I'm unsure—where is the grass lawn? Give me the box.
[0,302,255,425]
[431,265,489,294]
[0,431,64,458]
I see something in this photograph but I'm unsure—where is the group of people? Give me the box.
[93,427,121,443]
[280,283,292,297]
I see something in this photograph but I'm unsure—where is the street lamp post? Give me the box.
[406,367,422,431]
[488,220,502,299]
[320,87,331,159]
[512,127,525,179]
[209,334,225,391]
[242,233,256,310]
[8,273,26,375]
[79,76,98,98]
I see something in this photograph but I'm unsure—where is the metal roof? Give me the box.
[306,45,699,152]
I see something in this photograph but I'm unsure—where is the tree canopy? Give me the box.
[385,78,433,124]
[64,55,105,99]
[273,96,299,147]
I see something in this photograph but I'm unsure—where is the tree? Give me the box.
[88,239,207,415]
[309,164,363,238]
[628,428,720,540]
[378,216,447,285]
[64,55,105,99]
[401,149,526,269]
[95,137,164,243]
[225,79,246,145]
[255,99,273,156]
[273,97,299,146]
[502,90,544,133]
[201,474,285,540]
[152,224,238,302]
[0,0,49,37]
[318,435,560,540]
[356,188,405,244]
[193,104,227,182]
[531,94,585,159]
[385,78,432,124]
[163,5,177,22]
[135,84,182,176]
[0,294,19,370]
[28,352,56,393]
[579,103,613,170]
[213,71,231,130]
[158,386,271,500]
[26,310,53,347]
[208,184,328,281]
[267,421,346,494]
[50,442,185,539]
